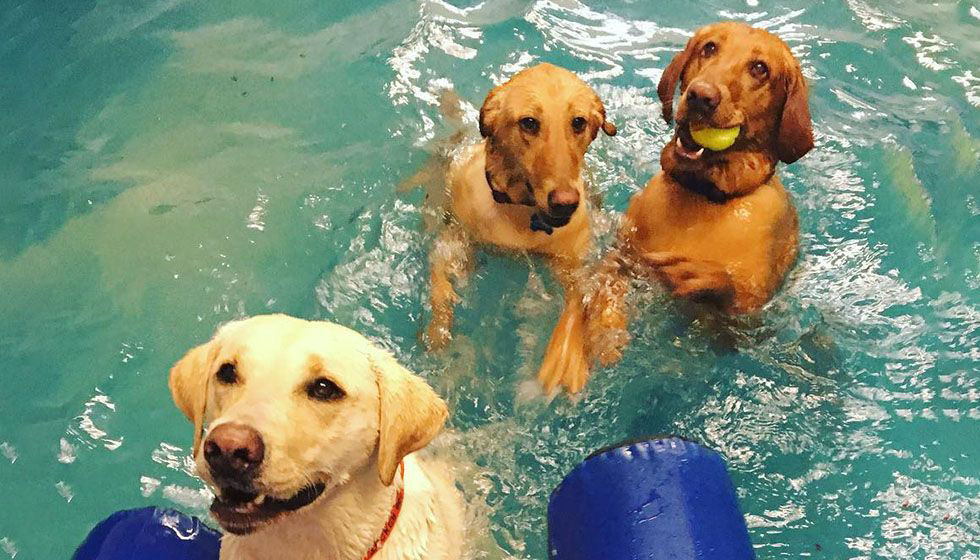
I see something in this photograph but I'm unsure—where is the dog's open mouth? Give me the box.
[675,125,707,161]
[210,482,326,535]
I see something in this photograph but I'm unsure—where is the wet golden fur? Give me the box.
[424,63,616,394]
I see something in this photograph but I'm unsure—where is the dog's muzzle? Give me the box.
[210,481,327,535]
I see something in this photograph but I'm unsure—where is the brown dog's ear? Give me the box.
[658,35,698,124]
[479,86,503,138]
[169,342,215,457]
[776,68,814,164]
[372,352,448,486]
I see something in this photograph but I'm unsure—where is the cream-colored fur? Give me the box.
[424,63,616,395]
[169,314,463,560]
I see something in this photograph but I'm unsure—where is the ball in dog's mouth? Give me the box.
[673,122,742,161]
[210,481,327,535]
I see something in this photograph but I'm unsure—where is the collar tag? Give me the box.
[530,213,554,235]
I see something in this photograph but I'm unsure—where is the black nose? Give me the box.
[547,188,580,219]
[686,82,721,115]
[204,423,265,484]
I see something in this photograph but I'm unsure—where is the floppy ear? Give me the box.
[372,352,448,486]
[590,91,618,138]
[658,35,698,124]
[479,86,503,138]
[776,67,814,164]
[169,342,214,457]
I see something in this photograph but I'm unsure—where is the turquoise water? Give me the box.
[1,0,978,557]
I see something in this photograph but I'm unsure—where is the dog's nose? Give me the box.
[686,82,721,114]
[204,423,265,482]
[547,188,580,219]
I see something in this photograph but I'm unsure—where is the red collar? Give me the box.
[362,462,406,560]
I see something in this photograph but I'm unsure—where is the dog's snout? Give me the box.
[547,188,580,218]
[686,82,721,114]
[204,423,265,482]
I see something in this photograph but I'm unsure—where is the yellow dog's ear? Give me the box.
[776,66,814,164]
[169,341,214,458]
[372,352,448,486]
[591,91,618,138]
[657,34,699,124]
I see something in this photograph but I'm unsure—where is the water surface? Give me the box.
[1,0,978,558]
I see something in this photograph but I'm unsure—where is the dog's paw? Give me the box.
[424,318,453,351]
[592,328,631,368]
[426,276,461,351]
[587,302,630,367]
[642,252,735,307]
[537,343,590,395]
[537,303,591,394]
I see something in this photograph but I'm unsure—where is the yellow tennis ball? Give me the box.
[690,126,740,151]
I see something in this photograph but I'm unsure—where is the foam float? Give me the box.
[548,436,755,559]
[75,437,753,559]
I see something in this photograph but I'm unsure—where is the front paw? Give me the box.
[537,304,590,394]
[424,318,453,351]
[642,252,735,307]
[425,278,460,351]
[537,337,590,394]
[587,299,630,367]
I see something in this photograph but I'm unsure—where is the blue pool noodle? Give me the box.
[548,436,755,560]
[73,506,220,560]
[74,437,752,559]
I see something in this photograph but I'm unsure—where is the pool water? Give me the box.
[1,0,978,558]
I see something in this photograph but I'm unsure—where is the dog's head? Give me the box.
[658,22,813,196]
[169,314,447,535]
[479,63,617,230]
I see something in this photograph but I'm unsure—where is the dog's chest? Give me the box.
[630,176,788,262]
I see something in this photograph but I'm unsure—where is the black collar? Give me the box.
[485,169,555,235]
[668,171,735,204]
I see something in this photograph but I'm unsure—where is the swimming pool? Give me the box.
[1,0,977,557]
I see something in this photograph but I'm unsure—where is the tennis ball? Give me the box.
[690,126,740,151]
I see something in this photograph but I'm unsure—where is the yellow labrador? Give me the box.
[169,314,463,560]
[424,63,617,394]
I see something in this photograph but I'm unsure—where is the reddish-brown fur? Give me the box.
[566,22,815,385]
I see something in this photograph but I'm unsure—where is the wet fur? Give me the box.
[424,63,616,394]
[587,22,813,368]
[169,315,463,560]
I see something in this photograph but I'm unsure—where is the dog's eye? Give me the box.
[518,117,540,134]
[702,41,718,57]
[571,116,587,133]
[306,377,345,402]
[216,363,238,385]
[750,61,770,80]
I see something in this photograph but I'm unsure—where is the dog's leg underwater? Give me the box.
[425,223,472,350]
[537,257,592,394]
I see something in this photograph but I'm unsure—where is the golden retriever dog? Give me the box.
[424,63,617,394]
[169,314,463,560]
[565,22,815,383]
